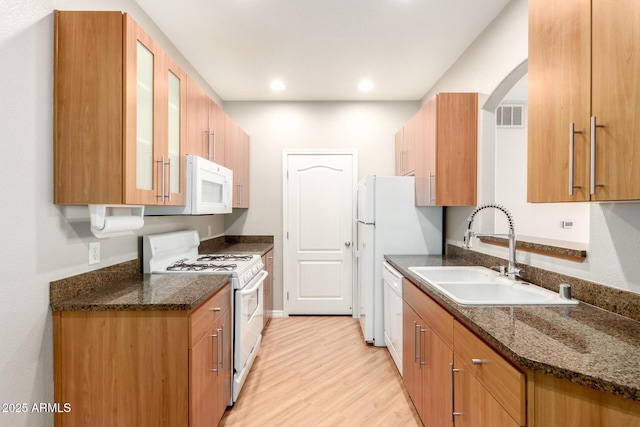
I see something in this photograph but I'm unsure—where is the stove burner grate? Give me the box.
[166,260,238,272]
[197,254,254,262]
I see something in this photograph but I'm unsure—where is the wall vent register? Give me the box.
[496,104,524,128]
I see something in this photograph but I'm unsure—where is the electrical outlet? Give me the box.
[562,220,574,229]
[89,241,100,265]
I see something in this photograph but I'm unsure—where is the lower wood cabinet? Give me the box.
[262,249,274,331]
[402,300,426,418]
[190,284,232,426]
[403,278,455,427]
[403,277,640,427]
[403,278,524,427]
[531,371,640,427]
[53,283,231,427]
[452,354,520,427]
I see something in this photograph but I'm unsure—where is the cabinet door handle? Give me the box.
[211,331,219,375]
[590,116,605,195]
[205,130,212,161]
[419,328,427,367]
[211,307,221,312]
[214,129,216,162]
[219,325,224,372]
[417,324,422,369]
[156,155,166,202]
[156,156,171,202]
[166,157,172,202]
[471,358,483,365]
[413,321,419,362]
[449,363,463,421]
[429,173,436,204]
[569,123,583,196]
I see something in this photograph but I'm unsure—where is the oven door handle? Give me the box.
[238,270,268,296]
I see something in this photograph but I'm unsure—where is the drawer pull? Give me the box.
[211,307,221,312]
[471,358,484,365]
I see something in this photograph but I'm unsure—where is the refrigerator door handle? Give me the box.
[355,218,375,226]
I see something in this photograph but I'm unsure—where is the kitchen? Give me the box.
[2,0,640,426]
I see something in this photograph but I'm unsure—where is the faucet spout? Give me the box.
[463,204,522,279]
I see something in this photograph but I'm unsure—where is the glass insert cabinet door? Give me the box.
[125,14,162,205]
[125,14,185,205]
[168,69,181,196]
[136,40,154,192]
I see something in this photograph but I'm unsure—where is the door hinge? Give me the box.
[287,291,289,300]
[286,231,289,240]
[286,170,289,179]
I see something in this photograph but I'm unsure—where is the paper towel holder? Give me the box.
[89,204,145,238]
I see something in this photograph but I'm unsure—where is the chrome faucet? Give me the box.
[463,204,523,280]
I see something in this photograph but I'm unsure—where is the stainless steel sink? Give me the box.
[408,266,578,306]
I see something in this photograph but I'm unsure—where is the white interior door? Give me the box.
[284,151,355,315]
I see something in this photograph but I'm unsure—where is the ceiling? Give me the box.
[134,0,511,101]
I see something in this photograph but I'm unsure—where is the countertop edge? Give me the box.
[50,237,273,312]
[384,255,640,402]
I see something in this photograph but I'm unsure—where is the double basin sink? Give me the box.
[408,266,578,306]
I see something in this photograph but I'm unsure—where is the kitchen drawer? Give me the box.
[453,320,526,425]
[403,278,454,349]
[190,283,230,348]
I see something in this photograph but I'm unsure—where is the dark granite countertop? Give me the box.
[199,235,273,257]
[50,236,274,312]
[385,254,640,402]
[51,272,230,312]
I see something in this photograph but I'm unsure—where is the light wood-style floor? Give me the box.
[219,316,422,427]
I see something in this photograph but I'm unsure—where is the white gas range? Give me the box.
[143,230,267,403]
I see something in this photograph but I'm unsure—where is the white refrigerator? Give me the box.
[356,175,443,346]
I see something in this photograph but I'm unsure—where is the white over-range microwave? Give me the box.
[146,155,233,215]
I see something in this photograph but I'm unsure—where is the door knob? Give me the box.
[345,241,351,247]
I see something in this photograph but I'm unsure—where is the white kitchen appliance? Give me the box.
[145,155,233,215]
[356,175,442,346]
[383,261,403,374]
[143,230,266,403]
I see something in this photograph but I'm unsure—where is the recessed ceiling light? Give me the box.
[358,80,374,91]
[270,80,286,91]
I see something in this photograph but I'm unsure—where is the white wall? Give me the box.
[430,0,640,294]
[223,101,419,312]
[0,1,224,426]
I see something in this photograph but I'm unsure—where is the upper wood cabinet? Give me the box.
[528,0,640,202]
[395,116,416,176]
[185,76,209,158]
[208,100,227,165]
[185,76,226,164]
[225,115,250,208]
[414,92,478,206]
[54,11,186,206]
